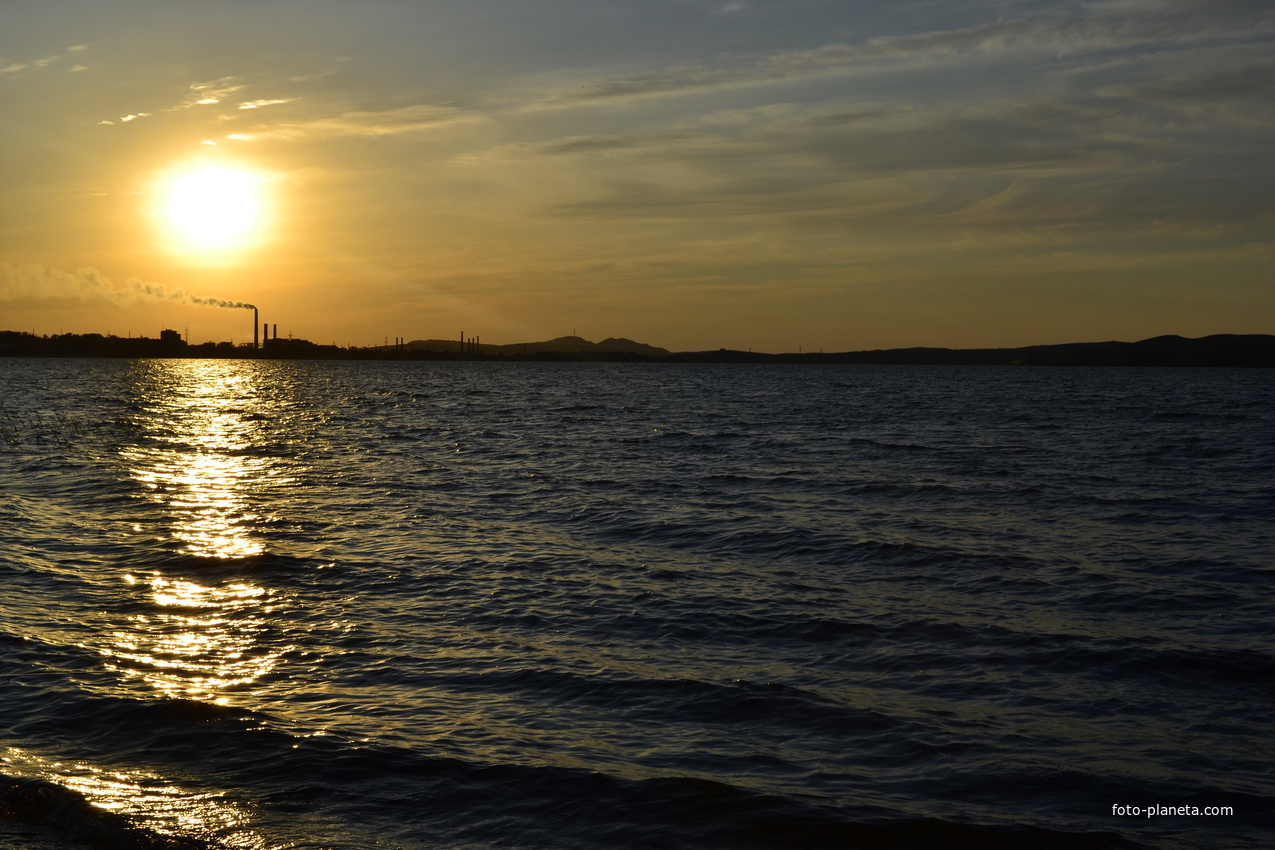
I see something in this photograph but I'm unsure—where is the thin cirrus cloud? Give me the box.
[179,0,1270,254]
[97,80,299,128]
[538,0,1271,107]
[1,43,88,76]
[472,1,1273,229]
[236,104,478,141]
[174,78,246,109]
[239,99,296,110]
[94,78,245,126]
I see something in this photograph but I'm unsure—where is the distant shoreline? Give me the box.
[2,331,1273,367]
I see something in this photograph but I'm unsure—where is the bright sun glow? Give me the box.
[159,166,267,254]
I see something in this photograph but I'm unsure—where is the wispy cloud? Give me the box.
[177,77,245,108]
[97,112,152,126]
[0,43,90,77]
[482,63,1269,246]
[537,0,1272,107]
[245,103,477,141]
[290,70,337,83]
[1097,59,1275,116]
[98,77,295,127]
[239,98,296,110]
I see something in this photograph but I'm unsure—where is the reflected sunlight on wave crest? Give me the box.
[106,360,300,704]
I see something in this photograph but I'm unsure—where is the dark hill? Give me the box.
[3,330,1272,365]
[671,335,1275,367]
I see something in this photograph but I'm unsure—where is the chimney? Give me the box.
[253,307,259,349]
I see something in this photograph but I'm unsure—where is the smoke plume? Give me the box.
[0,262,254,310]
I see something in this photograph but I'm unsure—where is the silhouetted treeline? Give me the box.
[1,331,193,358]
[670,335,1275,367]
[2,330,1272,366]
[0,331,350,360]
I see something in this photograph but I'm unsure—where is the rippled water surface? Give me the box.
[2,358,1272,849]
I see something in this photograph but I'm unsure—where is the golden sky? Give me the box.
[2,0,1273,351]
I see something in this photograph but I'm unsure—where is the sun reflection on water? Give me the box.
[121,364,277,559]
[107,575,287,703]
[2,746,268,849]
[106,360,298,704]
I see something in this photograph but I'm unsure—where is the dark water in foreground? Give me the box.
[1,359,1271,850]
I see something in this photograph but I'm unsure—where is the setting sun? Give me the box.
[157,165,267,256]
[2,3,1273,848]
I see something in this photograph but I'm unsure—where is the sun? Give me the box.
[157,165,268,256]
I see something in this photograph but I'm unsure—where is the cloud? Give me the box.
[464,2,1268,237]
[532,130,704,157]
[495,70,1271,242]
[537,0,1272,106]
[246,103,477,140]
[177,77,246,108]
[239,98,295,110]
[0,44,90,77]
[99,76,292,127]
[1098,60,1275,116]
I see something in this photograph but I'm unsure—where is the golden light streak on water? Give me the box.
[2,746,268,850]
[104,360,297,703]
[106,575,288,703]
[122,362,273,559]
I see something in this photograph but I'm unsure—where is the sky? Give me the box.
[2,0,1273,352]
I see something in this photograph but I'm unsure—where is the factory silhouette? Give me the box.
[3,317,1275,367]
[0,320,670,361]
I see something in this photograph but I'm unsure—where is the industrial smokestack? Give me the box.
[254,307,259,350]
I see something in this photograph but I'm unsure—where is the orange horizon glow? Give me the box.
[1,3,1271,351]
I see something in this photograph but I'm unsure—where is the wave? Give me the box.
[0,774,212,850]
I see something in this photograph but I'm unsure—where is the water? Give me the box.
[1,358,1272,850]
